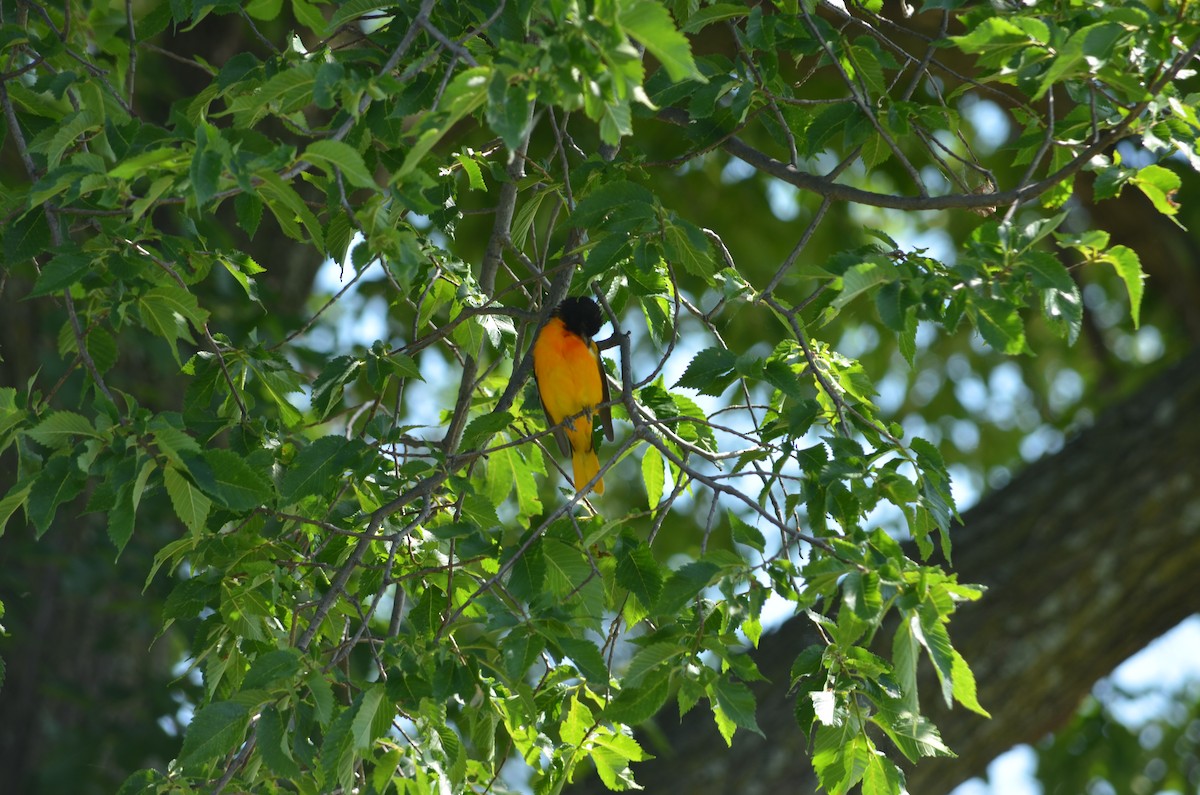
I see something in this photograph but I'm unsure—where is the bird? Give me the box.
[532,296,614,494]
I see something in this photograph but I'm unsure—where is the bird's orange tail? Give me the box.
[572,448,604,495]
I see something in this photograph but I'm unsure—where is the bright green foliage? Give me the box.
[0,0,1194,793]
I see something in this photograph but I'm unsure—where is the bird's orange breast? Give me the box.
[533,318,603,434]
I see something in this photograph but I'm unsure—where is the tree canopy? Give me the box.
[1,1,1198,794]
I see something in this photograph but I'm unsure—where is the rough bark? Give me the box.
[574,348,1200,795]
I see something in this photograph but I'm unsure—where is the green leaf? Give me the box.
[832,260,895,312]
[454,151,486,190]
[641,446,664,509]
[0,479,33,538]
[178,701,249,770]
[572,180,656,228]
[951,647,990,717]
[28,253,92,297]
[970,297,1025,354]
[219,253,264,303]
[616,540,664,608]
[28,456,86,537]
[226,60,319,126]
[681,3,749,33]
[554,636,609,685]
[1132,164,1181,219]
[1034,23,1125,101]
[243,648,303,691]
[624,642,683,687]
[654,560,719,615]
[461,411,513,449]
[862,752,907,795]
[256,168,326,252]
[4,208,50,265]
[137,286,210,365]
[871,707,953,761]
[729,512,766,553]
[164,466,212,535]
[619,0,705,83]
[710,678,762,739]
[542,539,590,597]
[485,444,542,520]
[915,606,955,708]
[486,70,533,152]
[190,122,225,207]
[605,667,672,725]
[257,706,301,778]
[663,218,716,281]
[27,411,100,448]
[45,108,103,168]
[193,448,276,511]
[673,347,736,394]
[107,483,136,558]
[395,67,490,180]
[302,139,377,189]
[812,723,870,795]
[1102,245,1144,328]
[280,436,368,503]
[950,17,1040,55]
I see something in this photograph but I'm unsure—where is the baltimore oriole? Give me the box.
[532,296,614,494]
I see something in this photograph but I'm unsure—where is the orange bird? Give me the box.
[532,297,614,494]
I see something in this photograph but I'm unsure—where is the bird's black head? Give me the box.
[556,296,604,338]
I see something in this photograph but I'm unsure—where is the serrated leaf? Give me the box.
[164,466,212,535]
[461,411,513,449]
[487,70,533,152]
[257,706,300,778]
[542,538,590,597]
[555,636,609,685]
[710,678,762,740]
[257,168,325,251]
[303,139,377,189]
[681,3,749,32]
[178,701,249,770]
[190,448,275,511]
[243,648,302,691]
[729,512,766,553]
[970,297,1025,354]
[395,67,490,180]
[950,648,989,717]
[485,444,541,520]
[832,260,895,312]
[226,60,319,127]
[107,483,136,558]
[616,541,663,607]
[605,667,671,725]
[654,560,719,615]
[28,253,92,297]
[280,436,367,503]
[572,180,656,228]
[641,446,664,509]
[27,456,86,537]
[618,0,704,83]
[862,751,907,795]
[1133,172,1180,219]
[27,411,99,448]
[4,208,50,265]
[1103,245,1144,328]
[137,286,210,365]
[219,253,264,303]
[0,479,33,538]
[673,347,736,393]
[454,151,485,190]
[623,642,683,687]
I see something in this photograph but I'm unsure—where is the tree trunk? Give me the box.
[573,348,1200,795]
